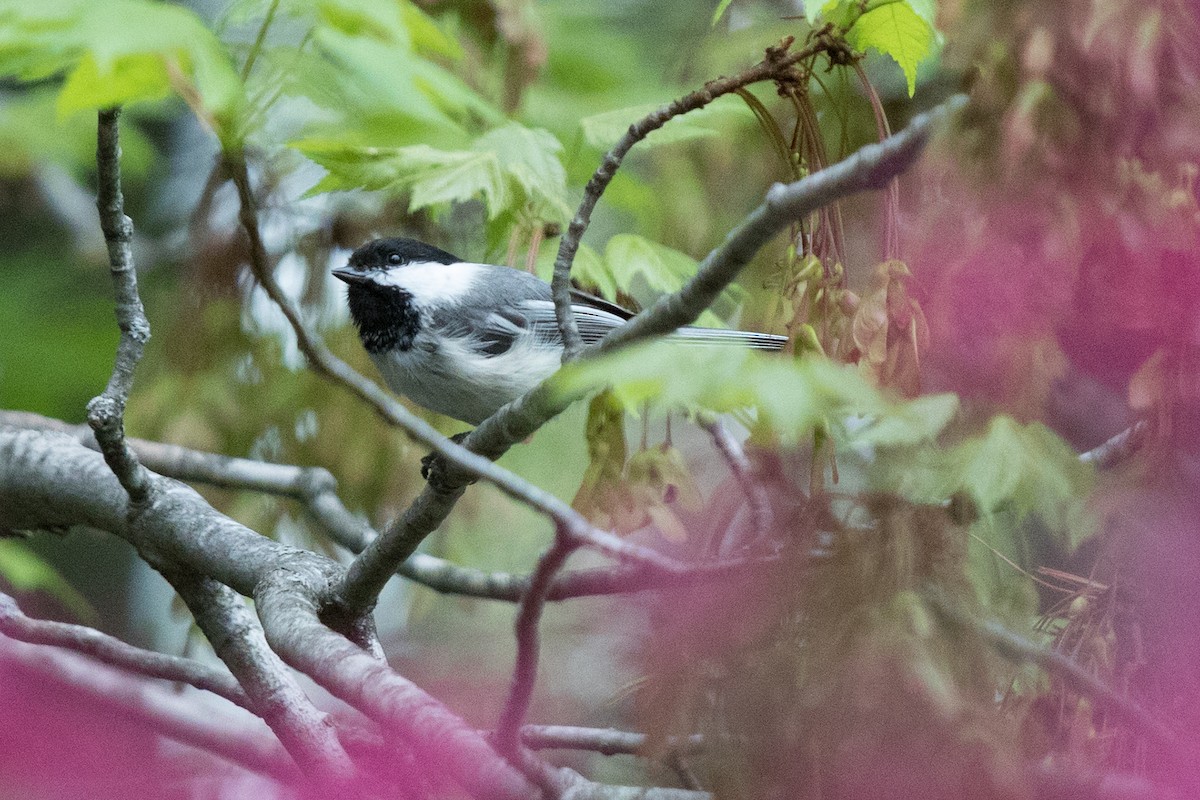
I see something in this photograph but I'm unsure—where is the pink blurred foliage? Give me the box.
[0,648,287,800]
[906,0,1200,420]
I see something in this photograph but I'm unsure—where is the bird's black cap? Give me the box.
[347,237,461,270]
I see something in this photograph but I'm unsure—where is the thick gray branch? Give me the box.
[88,107,151,500]
[164,567,357,789]
[0,427,538,799]
[253,560,542,800]
[0,411,773,605]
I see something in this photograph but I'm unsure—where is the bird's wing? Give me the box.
[476,299,789,353]
[511,299,628,346]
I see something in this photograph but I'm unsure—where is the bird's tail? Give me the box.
[671,327,788,351]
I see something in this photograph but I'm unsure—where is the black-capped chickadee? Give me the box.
[334,237,787,424]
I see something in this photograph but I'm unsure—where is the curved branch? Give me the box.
[0,412,775,604]
[496,530,578,752]
[0,589,249,709]
[0,427,537,800]
[550,37,822,358]
[89,107,151,501]
[925,589,1184,752]
[593,95,966,354]
[0,634,296,782]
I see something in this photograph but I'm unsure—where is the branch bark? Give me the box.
[164,567,357,790]
[88,107,151,501]
[0,427,538,799]
[0,589,250,709]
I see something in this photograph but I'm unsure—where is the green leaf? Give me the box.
[846,2,935,97]
[877,416,1095,542]
[400,1,462,59]
[0,0,243,138]
[474,122,570,219]
[604,234,698,296]
[802,0,841,21]
[0,541,96,622]
[298,122,568,222]
[553,344,892,445]
[409,150,508,215]
[0,88,154,178]
[849,392,958,448]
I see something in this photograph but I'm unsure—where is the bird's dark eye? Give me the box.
[387,253,403,265]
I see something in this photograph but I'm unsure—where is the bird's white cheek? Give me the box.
[374,262,484,305]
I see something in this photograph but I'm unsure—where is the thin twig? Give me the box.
[551,37,827,359]
[520,725,705,756]
[88,107,151,501]
[925,589,1184,751]
[0,590,250,709]
[496,530,579,752]
[696,412,772,547]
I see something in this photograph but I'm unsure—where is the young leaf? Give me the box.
[0,0,243,135]
[298,122,568,222]
[845,2,935,97]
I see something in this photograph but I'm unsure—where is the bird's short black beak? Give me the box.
[332,267,371,286]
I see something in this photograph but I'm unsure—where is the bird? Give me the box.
[333,237,787,425]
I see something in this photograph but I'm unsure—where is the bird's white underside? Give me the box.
[370,333,561,425]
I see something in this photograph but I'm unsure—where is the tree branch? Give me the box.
[0,411,779,604]
[0,589,250,709]
[163,566,357,789]
[925,589,1185,752]
[695,412,772,548]
[520,725,704,757]
[1079,420,1149,469]
[0,427,538,799]
[0,633,297,782]
[88,107,151,501]
[593,95,966,354]
[550,36,824,359]
[496,530,578,752]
